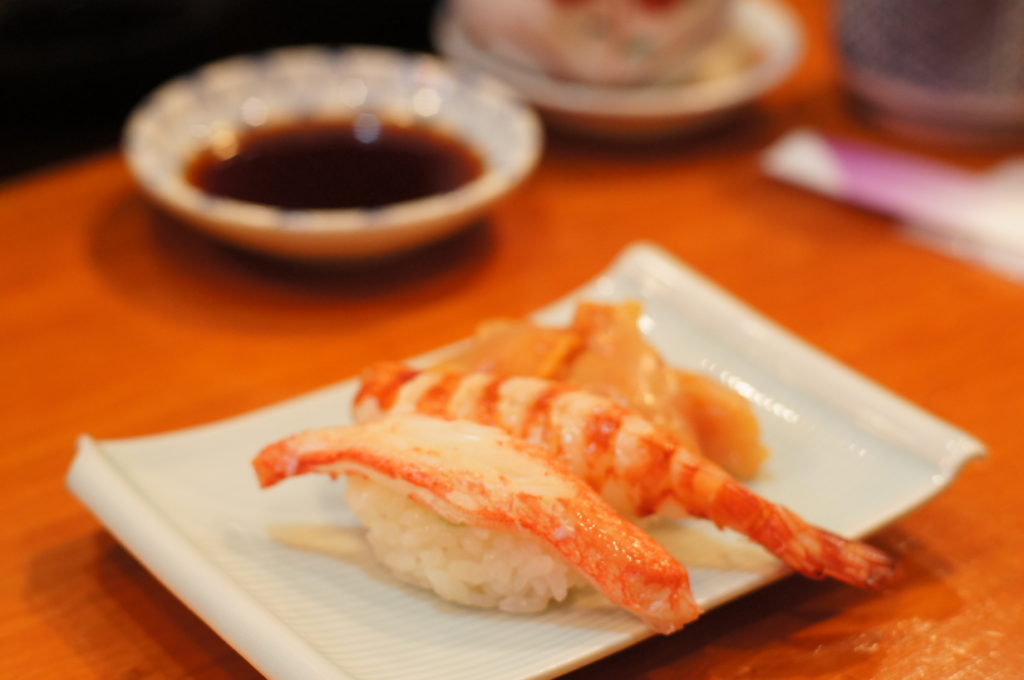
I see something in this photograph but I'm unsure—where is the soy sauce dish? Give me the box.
[123,46,542,258]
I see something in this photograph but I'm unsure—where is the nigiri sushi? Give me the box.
[353,363,897,590]
[254,414,701,634]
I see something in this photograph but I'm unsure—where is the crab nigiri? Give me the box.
[353,363,897,590]
[254,413,701,634]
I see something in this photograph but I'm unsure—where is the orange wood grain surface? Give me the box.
[4,2,1024,677]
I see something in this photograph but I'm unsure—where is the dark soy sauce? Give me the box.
[186,117,484,210]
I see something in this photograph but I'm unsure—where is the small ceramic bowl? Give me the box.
[123,45,542,258]
[434,0,802,140]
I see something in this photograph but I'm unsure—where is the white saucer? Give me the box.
[434,0,803,140]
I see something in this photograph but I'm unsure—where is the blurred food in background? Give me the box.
[452,0,735,85]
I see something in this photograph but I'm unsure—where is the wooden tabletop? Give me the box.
[5,2,1024,677]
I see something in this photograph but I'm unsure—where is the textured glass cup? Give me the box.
[835,0,1024,144]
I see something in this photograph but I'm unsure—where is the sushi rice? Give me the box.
[345,477,589,613]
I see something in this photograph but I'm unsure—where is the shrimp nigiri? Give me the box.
[353,363,897,590]
[254,413,701,634]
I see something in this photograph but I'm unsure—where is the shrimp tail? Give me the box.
[673,461,897,589]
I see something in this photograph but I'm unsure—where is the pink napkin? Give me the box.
[762,129,1024,280]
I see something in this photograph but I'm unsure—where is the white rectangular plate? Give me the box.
[67,242,984,680]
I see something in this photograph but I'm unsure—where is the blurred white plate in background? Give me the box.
[435,0,803,140]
